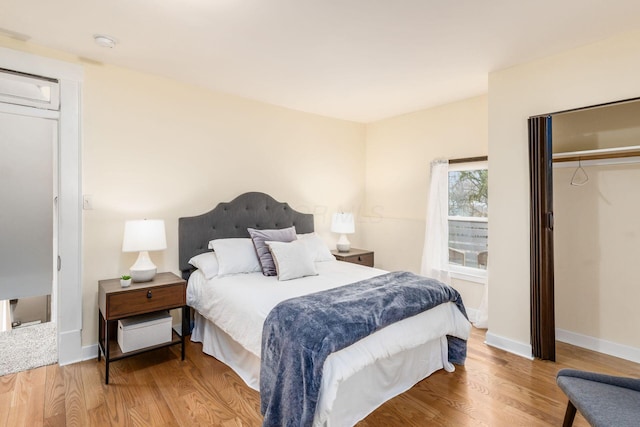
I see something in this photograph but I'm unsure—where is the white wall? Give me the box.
[0,37,366,347]
[363,95,488,311]
[488,29,640,356]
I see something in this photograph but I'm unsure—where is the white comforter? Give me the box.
[188,260,397,357]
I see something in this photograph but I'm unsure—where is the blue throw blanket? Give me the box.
[260,271,468,427]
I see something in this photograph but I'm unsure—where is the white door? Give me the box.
[0,48,82,363]
[0,71,59,323]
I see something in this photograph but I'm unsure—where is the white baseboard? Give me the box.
[485,331,533,360]
[82,343,99,361]
[556,329,640,364]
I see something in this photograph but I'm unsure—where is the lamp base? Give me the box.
[129,251,158,282]
[336,234,351,253]
[130,268,157,283]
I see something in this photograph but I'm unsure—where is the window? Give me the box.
[448,161,488,274]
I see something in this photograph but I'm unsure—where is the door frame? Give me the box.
[0,47,83,365]
[528,96,640,361]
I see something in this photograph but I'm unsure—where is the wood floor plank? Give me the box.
[147,352,211,426]
[24,384,45,427]
[128,398,171,427]
[43,412,66,427]
[0,391,13,426]
[8,373,26,409]
[2,328,639,426]
[44,363,66,420]
[132,361,179,425]
[80,358,106,412]
[86,404,112,427]
[5,403,30,427]
[62,363,88,427]
[0,372,17,394]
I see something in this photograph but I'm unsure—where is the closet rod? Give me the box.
[553,146,640,163]
[449,155,488,164]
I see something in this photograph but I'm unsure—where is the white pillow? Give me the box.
[208,238,262,276]
[188,252,219,279]
[267,240,318,281]
[296,233,336,262]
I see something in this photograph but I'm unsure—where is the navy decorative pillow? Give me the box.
[248,226,297,276]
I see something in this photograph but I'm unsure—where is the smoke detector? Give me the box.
[94,34,117,48]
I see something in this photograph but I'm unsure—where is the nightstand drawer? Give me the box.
[349,253,374,267]
[331,249,375,268]
[107,283,185,319]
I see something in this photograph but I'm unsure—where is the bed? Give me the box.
[179,192,470,426]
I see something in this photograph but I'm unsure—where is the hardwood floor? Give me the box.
[1,327,639,426]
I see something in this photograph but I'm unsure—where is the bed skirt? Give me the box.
[191,310,456,426]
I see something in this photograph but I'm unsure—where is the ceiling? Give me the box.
[2,0,640,123]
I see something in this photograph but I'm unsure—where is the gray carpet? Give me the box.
[0,322,57,376]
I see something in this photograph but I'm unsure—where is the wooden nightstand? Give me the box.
[331,248,375,267]
[98,272,188,384]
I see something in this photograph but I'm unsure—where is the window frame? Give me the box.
[447,160,488,283]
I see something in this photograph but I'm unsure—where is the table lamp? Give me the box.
[122,219,167,282]
[331,212,355,252]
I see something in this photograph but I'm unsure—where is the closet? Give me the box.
[551,101,640,360]
[530,99,640,361]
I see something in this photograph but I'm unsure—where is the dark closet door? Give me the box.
[528,115,555,361]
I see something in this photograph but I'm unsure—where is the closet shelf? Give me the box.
[553,145,640,162]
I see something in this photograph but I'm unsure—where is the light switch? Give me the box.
[83,194,93,210]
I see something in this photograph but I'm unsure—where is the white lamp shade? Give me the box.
[122,219,167,252]
[331,212,355,234]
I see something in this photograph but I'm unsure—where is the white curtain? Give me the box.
[474,284,489,328]
[420,159,451,285]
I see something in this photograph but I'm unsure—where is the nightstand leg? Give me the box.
[105,319,110,384]
[97,310,102,362]
[181,305,188,361]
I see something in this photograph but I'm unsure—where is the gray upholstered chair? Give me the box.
[556,368,640,427]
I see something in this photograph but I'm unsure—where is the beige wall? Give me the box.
[363,95,488,310]
[488,29,640,352]
[0,37,366,347]
[554,162,640,348]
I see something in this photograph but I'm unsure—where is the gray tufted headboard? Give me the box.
[178,192,314,279]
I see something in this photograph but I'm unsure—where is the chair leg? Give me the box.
[562,400,577,427]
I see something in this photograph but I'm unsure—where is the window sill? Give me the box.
[449,268,487,285]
